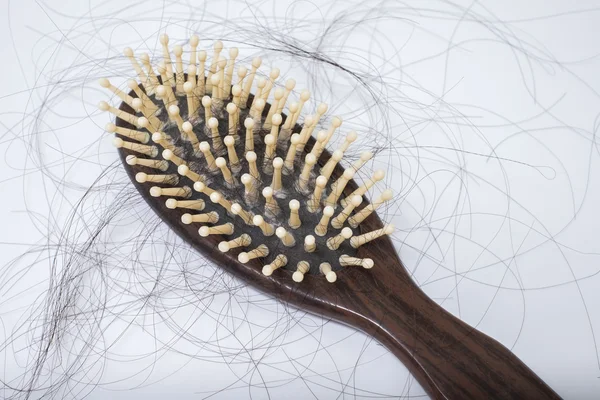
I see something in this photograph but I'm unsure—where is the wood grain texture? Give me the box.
[115,89,562,400]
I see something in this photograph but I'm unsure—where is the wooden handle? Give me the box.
[362,268,562,399]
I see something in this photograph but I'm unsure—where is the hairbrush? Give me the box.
[99,34,562,399]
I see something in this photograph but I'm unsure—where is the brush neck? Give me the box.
[350,264,561,400]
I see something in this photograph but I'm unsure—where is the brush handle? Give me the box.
[358,264,562,399]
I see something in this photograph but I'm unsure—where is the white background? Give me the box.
[1,0,599,398]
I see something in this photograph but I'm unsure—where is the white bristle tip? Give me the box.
[165,199,178,209]
[224,136,235,146]
[262,265,274,276]
[218,242,230,252]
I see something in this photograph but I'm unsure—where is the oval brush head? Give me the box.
[100,34,561,400]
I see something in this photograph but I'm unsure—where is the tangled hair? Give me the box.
[1,0,599,398]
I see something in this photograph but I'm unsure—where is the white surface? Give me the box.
[1,0,599,398]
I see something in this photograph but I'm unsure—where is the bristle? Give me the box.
[202,96,213,120]
[184,81,199,119]
[350,224,395,248]
[324,116,343,141]
[264,88,284,129]
[252,215,275,236]
[331,195,362,229]
[162,149,185,166]
[238,244,269,264]
[295,115,315,154]
[325,169,355,207]
[339,255,374,269]
[283,134,301,174]
[152,132,176,153]
[309,130,329,160]
[193,181,216,197]
[298,154,317,192]
[218,233,251,253]
[261,68,280,101]
[315,103,329,121]
[262,187,280,216]
[205,41,223,93]
[290,90,311,128]
[98,101,141,128]
[126,155,168,171]
[217,56,227,99]
[281,102,299,139]
[241,173,258,203]
[230,203,254,225]
[292,261,310,282]
[271,158,283,192]
[209,191,232,213]
[244,118,255,153]
[173,45,185,93]
[113,137,157,157]
[165,198,205,210]
[319,262,337,283]
[159,34,174,85]
[307,175,327,213]
[138,116,161,136]
[181,121,199,148]
[252,78,267,110]
[341,170,385,207]
[210,74,221,101]
[106,123,149,143]
[135,172,178,185]
[251,98,266,127]
[351,151,373,173]
[156,82,176,106]
[226,103,239,136]
[262,254,288,276]
[207,118,224,152]
[181,211,219,224]
[288,200,301,229]
[277,79,296,114]
[232,85,242,108]
[245,151,260,181]
[138,54,157,95]
[197,50,207,96]
[189,35,199,69]
[241,57,262,107]
[275,227,295,247]
[149,186,191,198]
[127,79,160,115]
[314,206,334,236]
[199,222,234,237]
[177,165,203,182]
[223,136,241,174]
[99,78,135,108]
[236,66,247,89]
[320,150,343,180]
[340,130,358,152]
[348,189,393,228]
[123,47,148,85]
[268,114,282,142]
[304,235,316,252]
[326,227,353,250]
[168,109,186,137]
[263,134,276,171]
[223,47,238,98]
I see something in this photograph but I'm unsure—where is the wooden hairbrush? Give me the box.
[99,34,562,399]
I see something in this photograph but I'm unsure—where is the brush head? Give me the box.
[102,37,395,287]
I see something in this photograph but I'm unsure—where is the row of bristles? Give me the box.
[100,34,395,282]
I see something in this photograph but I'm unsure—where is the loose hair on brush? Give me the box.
[1,1,599,399]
